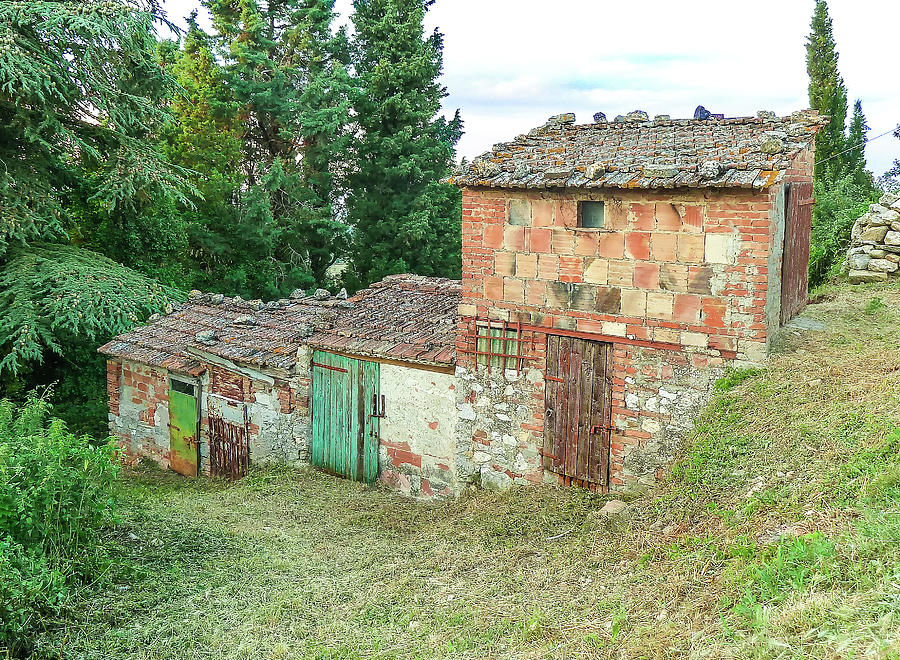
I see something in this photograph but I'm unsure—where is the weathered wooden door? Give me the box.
[168,379,199,477]
[542,337,612,490]
[781,181,814,324]
[310,351,380,483]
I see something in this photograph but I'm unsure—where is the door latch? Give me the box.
[371,394,386,418]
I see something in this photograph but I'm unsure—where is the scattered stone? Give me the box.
[625,110,649,122]
[211,293,224,304]
[189,290,202,299]
[785,316,826,331]
[593,111,607,123]
[585,163,605,180]
[195,330,218,345]
[886,231,900,246]
[849,270,888,284]
[757,110,777,119]
[232,314,256,326]
[599,499,629,517]
[296,323,314,339]
[643,164,678,179]
[314,288,331,300]
[759,135,784,154]
[544,167,574,181]
[337,288,348,300]
[654,114,671,122]
[290,288,306,299]
[848,253,871,271]
[699,160,722,179]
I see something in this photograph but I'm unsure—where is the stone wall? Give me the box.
[378,363,460,497]
[108,359,172,467]
[848,193,900,283]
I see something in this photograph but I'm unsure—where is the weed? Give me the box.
[865,296,886,315]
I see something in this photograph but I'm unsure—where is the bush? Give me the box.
[808,174,880,287]
[0,395,119,652]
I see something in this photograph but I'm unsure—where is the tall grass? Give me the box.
[0,395,119,654]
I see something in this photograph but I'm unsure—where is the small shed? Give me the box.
[99,275,461,496]
[448,110,825,493]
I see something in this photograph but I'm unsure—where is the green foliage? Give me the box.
[713,367,763,393]
[865,297,886,315]
[345,0,463,289]
[806,0,848,181]
[733,533,836,623]
[0,244,185,375]
[808,174,880,286]
[0,395,120,652]
[0,0,194,257]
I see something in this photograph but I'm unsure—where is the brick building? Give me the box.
[448,110,824,493]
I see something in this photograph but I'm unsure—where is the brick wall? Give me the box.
[108,359,171,467]
[456,185,785,490]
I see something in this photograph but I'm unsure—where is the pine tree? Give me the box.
[0,1,192,374]
[806,0,848,180]
[346,0,463,289]
[205,0,351,291]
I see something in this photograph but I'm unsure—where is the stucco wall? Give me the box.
[378,363,460,497]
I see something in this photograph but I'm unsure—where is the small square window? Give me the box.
[579,201,605,228]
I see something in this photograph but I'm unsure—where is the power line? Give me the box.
[816,125,899,166]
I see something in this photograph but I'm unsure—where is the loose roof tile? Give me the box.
[99,294,338,375]
[449,110,827,191]
[99,275,462,375]
[307,275,461,367]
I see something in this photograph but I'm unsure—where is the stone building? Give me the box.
[100,275,461,495]
[448,110,824,493]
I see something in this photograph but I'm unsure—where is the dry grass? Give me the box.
[30,282,900,660]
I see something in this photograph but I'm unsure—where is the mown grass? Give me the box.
[26,282,900,659]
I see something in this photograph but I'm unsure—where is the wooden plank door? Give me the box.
[542,337,611,489]
[168,379,199,477]
[781,181,814,324]
[310,351,379,483]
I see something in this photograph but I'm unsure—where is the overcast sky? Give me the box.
[160,0,898,175]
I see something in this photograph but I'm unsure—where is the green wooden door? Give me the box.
[168,379,199,477]
[310,351,379,483]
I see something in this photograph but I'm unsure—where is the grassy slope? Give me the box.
[35,283,900,659]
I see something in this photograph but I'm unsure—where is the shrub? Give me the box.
[808,174,880,287]
[0,395,119,652]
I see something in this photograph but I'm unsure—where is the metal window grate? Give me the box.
[460,319,537,374]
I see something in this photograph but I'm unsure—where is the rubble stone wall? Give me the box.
[848,193,900,283]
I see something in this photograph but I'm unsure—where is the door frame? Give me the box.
[541,335,612,491]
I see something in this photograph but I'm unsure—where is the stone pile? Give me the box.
[847,193,900,283]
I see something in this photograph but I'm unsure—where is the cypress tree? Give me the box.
[346,0,463,289]
[843,99,873,186]
[806,0,848,180]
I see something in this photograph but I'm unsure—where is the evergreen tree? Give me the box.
[204,0,351,291]
[346,0,463,289]
[806,0,848,180]
[843,100,875,189]
[0,0,191,374]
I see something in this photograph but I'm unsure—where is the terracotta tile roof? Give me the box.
[308,275,461,367]
[449,110,826,191]
[99,275,462,374]
[98,294,340,375]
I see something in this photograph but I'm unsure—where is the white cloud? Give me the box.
[161,0,898,174]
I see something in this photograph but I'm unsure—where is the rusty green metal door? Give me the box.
[168,379,199,477]
[310,351,380,483]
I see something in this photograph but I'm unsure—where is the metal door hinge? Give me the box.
[371,394,386,418]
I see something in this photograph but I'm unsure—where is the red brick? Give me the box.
[599,232,625,258]
[673,293,701,323]
[625,232,651,260]
[504,226,525,251]
[529,228,552,253]
[651,233,677,262]
[633,203,655,230]
[484,275,503,301]
[702,298,727,327]
[504,278,525,303]
[484,224,503,249]
[575,232,599,255]
[532,200,553,226]
[552,229,575,254]
[557,201,577,227]
[683,205,703,232]
[537,254,558,279]
[655,203,682,231]
[633,262,659,289]
[494,251,515,276]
